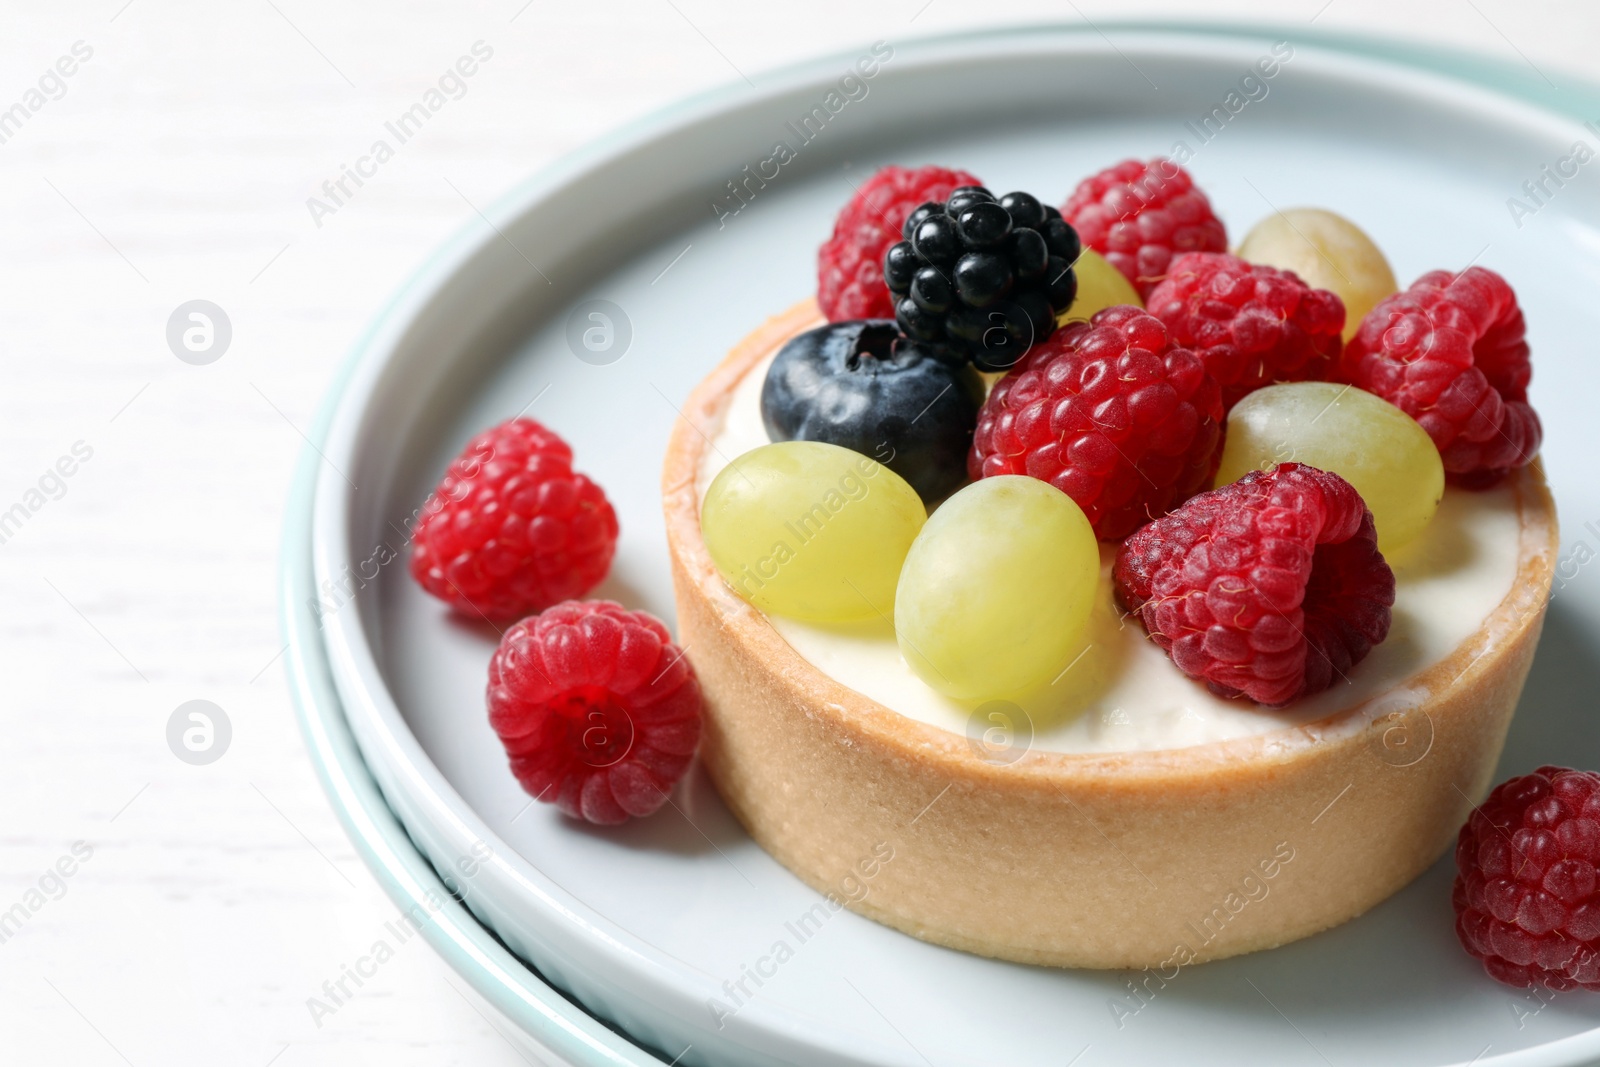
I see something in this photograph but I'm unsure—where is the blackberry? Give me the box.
[885,187,1080,371]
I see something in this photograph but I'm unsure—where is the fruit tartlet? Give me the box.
[661,164,1558,968]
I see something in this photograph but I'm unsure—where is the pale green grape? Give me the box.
[1235,208,1398,342]
[1215,382,1444,553]
[894,476,1099,699]
[1060,248,1142,322]
[702,442,925,622]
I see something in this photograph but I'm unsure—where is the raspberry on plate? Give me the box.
[1113,462,1395,706]
[487,601,702,825]
[410,417,618,621]
[969,305,1224,540]
[1146,251,1346,411]
[1342,266,1541,487]
[1062,158,1228,298]
[817,164,981,322]
[1455,766,1600,991]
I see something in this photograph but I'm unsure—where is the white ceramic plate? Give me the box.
[305,24,1600,1067]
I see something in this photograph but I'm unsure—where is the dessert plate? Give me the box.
[297,23,1600,1067]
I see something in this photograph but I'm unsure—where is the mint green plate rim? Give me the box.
[278,21,1600,1067]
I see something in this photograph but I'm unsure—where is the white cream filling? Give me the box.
[696,349,1523,754]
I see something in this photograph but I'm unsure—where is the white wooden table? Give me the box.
[0,2,1591,1063]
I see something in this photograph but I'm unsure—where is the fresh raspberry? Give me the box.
[487,601,702,825]
[1146,251,1346,410]
[1062,158,1227,298]
[1113,463,1395,706]
[969,305,1224,541]
[1342,266,1541,487]
[1454,766,1600,991]
[817,164,982,321]
[410,418,618,622]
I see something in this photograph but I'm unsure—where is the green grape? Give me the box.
[1215,382,1444,553]
[702,442,925,622]
[1060,248,1142,323]
[1235,208,1398,342]
[894,476,1099,699]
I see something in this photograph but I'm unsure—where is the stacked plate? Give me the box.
[282,24,1600,1066]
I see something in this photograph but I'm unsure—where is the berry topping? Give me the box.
[895,476,1098,699]
[1147,251,1346,411]
[1215,382,1444,554]
[410,418,619,621]
[1064,248,1143,321]
[487,601,702,825]
[817,165,982,322]
[1454,766,1600,991]
[1062,158,1228,298]
[884,186,1081,372]
[969,306,1224,541]
[1342,266,1541,487]
[703,441,925,622]
[1235,207,1398,343]
[1113,463,1396,706]
[762,321,985,503]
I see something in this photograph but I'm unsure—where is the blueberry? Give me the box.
[1041,218,1082,262]
[944,185,995,216]
[1043,203,1062,222]
[955,202,1012,249]
[1008,228,1048,281]
[998,191,1046,231]
[761,320,986,502]
[910,266,953,313]
[902,201,944,241]
[884,241,919,293]
[953,252,1013,308]
[912,215,960,266]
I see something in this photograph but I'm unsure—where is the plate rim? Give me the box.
[279,342,681,1064]
[283,20,1600,1067]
